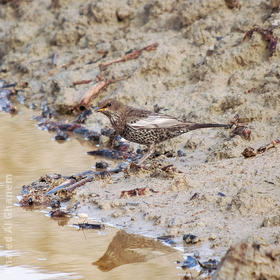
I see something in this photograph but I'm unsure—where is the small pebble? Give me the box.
[177,149,186,157]
[95,161,109,169]
[54,130,69,141]
[183,234,199,244]
[50,199,61,209]
[29,103,37,110]
[181,256,198,268]
[218,192,226,197]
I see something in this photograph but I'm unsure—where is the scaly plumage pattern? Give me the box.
[97,99,230,163]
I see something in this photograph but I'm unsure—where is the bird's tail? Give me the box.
[187,123,232,131]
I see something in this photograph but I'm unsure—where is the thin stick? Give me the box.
[79,75,129,107]
[99,43,159,70]
[73,79,92,86]
[79,76,108,107]
[64,176,94,192]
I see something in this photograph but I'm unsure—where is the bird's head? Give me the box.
[95,99,127,130]
[96,99,124,115]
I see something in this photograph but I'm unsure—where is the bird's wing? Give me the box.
[129,113,186,129]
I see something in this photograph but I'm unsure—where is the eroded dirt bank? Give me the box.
[1,0,280,278]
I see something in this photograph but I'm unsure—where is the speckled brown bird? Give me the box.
[97,99,230,164]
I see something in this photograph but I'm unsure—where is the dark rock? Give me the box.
[180,256,198,269]
[54,130,69,141]
[96,161,109,169]
[177,149,186,157]
[218,192,226,197]
[183,234,199,244]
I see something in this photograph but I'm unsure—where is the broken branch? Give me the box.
[64,176,94,192]
[242,138,280,158]
[120,187,158,198]
[79,75,129,107]
[99,43,159,70]
[73,79,92,86]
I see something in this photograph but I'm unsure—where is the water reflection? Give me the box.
[94,230,175,271]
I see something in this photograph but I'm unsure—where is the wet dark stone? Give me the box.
[183,234,199,244]
[157,235,176,245]
[29,103,37,110]
[72,127,89,135]
[54,130,69,141]
[76,108,92,123]
[50,199,61,209]
[58,123,76,131]
[41,101,54,118]
[0,89,17,113]
[50,209,67,217]
[101,127,115,136]
[73,223,104,230]
[88,149,120,159]
[180,256,198,269]
[28,197,33,205]
[199,258,218,270]
[0,99,16,113]
[21,185,29,195]
[95,161,109,169]
[84,130,100,142]
[4,83,17,88]
[72,127,100,141]
[87,149,135,160]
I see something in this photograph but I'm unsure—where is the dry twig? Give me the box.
[99,43,158,70]
[79,75,128,107]
[120,187,158,198]
[73,79,92,86]
[242,138,280,158]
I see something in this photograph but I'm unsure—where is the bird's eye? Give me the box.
[107,103,112,107]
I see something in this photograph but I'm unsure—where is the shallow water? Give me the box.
[0,109,181,280]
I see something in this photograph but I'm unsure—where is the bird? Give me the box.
[96,98,231,164]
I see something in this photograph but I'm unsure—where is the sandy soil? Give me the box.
[1,0,280,278]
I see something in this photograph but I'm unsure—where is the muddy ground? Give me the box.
[1,0,280,279]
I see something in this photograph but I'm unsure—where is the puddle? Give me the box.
[0,109,181,279]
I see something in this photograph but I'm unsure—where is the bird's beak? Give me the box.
[92,106,107,112]
[97,107,107,112]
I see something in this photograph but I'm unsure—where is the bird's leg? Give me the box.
[137,144,155,165]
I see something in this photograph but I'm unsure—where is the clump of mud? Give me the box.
[214,241,280,280]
